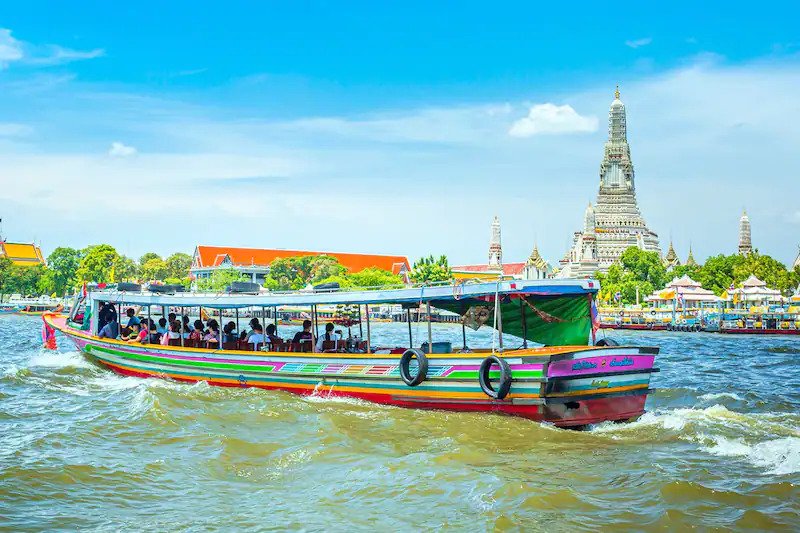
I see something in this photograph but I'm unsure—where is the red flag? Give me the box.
[41,316,58,350]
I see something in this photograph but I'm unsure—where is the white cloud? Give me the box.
[625,37,653,49]
[508,103,598,136]
[0,29,23,67]
[28,45,105,66]
[0,123,33,137]
[0,27,103,68]
[108,142,137,157]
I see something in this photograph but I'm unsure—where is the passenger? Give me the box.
[291,319,314,346]
[248,324,265,346]
[146,319,160,344]
[181,315,193,338]
[161,320,182,345]
[204,319,220,346]
[223,321,238,343]
[189,320,205,342]
[265,323,282,345]
[127,322,148,344]
[245,318,261,342]
[98,313,119,339]
[168,312,177,325]
[316,322,341,352]
[121,308,140,336]
[157,317,168,335]
[98,302,116,331]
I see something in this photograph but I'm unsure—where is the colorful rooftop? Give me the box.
[192,245,410,275]
[0,241,45,267]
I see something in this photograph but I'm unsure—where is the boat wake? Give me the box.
[590,404,800,475]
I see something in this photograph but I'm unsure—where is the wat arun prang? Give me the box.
[558,87,661,278]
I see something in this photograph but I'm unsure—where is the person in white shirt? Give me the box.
[248,324,265,346]
[316,322,341,352]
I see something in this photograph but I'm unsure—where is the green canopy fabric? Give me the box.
[432,293,592,346]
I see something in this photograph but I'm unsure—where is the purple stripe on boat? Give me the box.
[547,355,655,377]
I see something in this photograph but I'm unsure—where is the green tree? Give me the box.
[732,252,794,294]
[112,255,138,282]
[75,244,119,284]
[267,255,347,290]
[618,248,667,288]
[695,254,746,295]
[139,252,161,267]
[317,268,403,290]
[196,268,246,292]
[165,252,192,279]
[410,255,452,284]
[140,258,169,281]
[0,257,14,299]
[45,247,82,295]
[4,264,47,296]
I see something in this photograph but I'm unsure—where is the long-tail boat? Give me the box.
[43,279,659,427]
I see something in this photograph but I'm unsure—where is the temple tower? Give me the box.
[559,86,661,278]
[738,210,752,256]
[488,216,502,270]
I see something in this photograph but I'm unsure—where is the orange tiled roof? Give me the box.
[452,262,526,275]
[193,245,409,274]
[0,242,45,267]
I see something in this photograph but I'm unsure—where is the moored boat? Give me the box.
[44,279,659,427]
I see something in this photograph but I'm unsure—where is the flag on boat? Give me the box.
[41,316,57,350]
[590,298,600,334]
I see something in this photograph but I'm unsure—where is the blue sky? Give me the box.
[1,1,799,267]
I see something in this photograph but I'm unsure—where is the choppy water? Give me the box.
[1,315,798,531]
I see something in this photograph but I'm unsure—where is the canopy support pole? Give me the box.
[520,297,528,349]
[496,296,504,353]
[407,308,413,349]
[219,308,224,351]
[235,308,240,341]
[358,305,363,339]
[147,305,151,342]
[462,322,467,351]
[365,303,371,354]
[426,302,433,354]
[180,306,184,347]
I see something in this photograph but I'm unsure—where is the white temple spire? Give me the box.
[738,209,752,256]
[488,216,502,270]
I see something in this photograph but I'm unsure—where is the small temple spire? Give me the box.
[738,209,752,256]
[488,216,502,270]
[614,84,620,99]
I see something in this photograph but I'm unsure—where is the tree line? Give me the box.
[596,247,800,305]
[0,245,192,297]
[0,245,455,297]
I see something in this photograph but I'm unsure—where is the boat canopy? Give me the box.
[87,279,599,346]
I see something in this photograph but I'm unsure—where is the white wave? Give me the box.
[704,435,800,475]
[28,350,93,370]
[699,392,744,402]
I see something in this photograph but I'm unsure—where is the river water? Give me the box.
[1,314,798,531]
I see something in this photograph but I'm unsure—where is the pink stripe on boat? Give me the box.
[548,354,655,378]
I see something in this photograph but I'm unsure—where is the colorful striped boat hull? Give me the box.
[47,315,658,427]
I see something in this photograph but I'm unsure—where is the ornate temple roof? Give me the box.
[526,245,550,271]
[664,241,680,267]
[686,246,698,267]
[0,241,46,267]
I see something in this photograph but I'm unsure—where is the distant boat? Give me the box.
[44,279,659,428]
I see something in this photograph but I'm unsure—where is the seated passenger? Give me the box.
[204,319,220,345]
[161,320,182,345]
[120,322,140,341]
[157,317,168,335]
[189,320,205,342]
[291,320,314,345]
[223,321,238,343]
[182,315,193,335]
[98,314,119,339]
[248,324,265,345]
[316,322,341,351]
[127,323,148,344]
[245,318,261,342]
[121,308,140,336]
[265,323,282,345]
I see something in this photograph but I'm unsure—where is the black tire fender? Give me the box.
[478,355,512,400]
[399,349,428,387]
[595,337,619,346]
